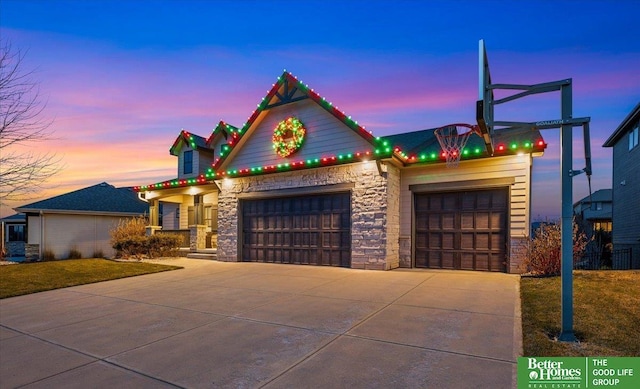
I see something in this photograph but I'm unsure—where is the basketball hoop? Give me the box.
[434,123,481,168]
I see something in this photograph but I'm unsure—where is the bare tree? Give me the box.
[1,40,60,203]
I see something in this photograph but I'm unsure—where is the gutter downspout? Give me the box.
[39,210,44,260]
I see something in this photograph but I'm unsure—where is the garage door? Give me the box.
[241,193,351,267]
[414,188,508,272]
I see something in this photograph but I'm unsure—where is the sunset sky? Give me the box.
[2,0,639,219]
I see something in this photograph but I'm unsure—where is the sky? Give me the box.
[1,0,639,219]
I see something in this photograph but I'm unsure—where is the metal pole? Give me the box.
[559,81,576,342]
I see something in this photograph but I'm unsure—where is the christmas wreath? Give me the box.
[272,117,306,158]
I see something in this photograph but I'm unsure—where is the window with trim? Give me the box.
[8,225,25,242]
[183,150,193,174]
[629,124,639,151]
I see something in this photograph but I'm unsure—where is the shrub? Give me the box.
[148,234,182,258]
[92,249,105,259]
[110,217,180,259]
[68,248,82,259]
[42,249,56,261]
[518,219,589,276]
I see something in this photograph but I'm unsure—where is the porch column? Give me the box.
[146,199,161,236]
[189,195,206,250]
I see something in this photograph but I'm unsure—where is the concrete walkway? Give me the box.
[0,259,522,388]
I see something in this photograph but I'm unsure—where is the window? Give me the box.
[629,124,639,151]
[7,225,25,242]
[183,150,193,174]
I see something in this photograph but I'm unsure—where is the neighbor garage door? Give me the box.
[414,188,508,272]
[241,193,351,267]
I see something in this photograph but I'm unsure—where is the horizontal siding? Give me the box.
[223,99,374,171]
[399,154,533,240]
[162,203,180,230]
[43,214,128,259]
[612,140,640,244]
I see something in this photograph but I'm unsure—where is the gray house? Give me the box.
[573,189,612,233]
[603,102,640,268]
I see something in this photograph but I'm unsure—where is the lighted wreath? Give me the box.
[272,117,306,158]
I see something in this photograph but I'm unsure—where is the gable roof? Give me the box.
[574,188,612,205]
[208,71,385,178]
[15,182,148,215]
[170,130,210,156]
[603,102,640,147]
[134,71,547,192]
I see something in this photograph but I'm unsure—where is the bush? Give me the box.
[92,249,105,259]
[42,249,56,261]
[68,248,82,259]
[518,219,589,276]
[110,217,180,259]
[148,234,182,258]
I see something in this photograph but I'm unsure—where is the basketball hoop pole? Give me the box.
[477,40,593,342]
[558,83,577,342]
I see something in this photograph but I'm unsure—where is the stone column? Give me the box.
[189,225,207,250]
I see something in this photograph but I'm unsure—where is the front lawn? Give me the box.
[0,259,182,299]
[521,270,640,356]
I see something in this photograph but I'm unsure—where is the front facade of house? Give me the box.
[137,72,546,272]
[603,102,640,268]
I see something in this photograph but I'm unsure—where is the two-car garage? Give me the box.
[239,187,509,272]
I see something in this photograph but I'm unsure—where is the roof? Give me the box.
[603,102,640,147]
[134,71,547,192]
[15,182,148,215]
[0,213,26,223]
[385,125,545,162]
[574,189,612,205]
[170,130,210,156]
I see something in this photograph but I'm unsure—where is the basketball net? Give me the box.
[434,124,480,168]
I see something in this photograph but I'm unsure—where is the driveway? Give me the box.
[0,259,522,388]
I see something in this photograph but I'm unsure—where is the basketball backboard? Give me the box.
[476,39,495,155]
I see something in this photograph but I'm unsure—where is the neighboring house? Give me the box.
[14,182,148,260]
[573,189,613,232]
[1,213,26,258]
[603,102,640,268]
[135,71,547,273]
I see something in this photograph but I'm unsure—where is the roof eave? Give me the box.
[603,102,640,147]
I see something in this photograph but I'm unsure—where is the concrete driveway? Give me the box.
[0,259,522,388]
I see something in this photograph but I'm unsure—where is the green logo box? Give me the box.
[517,357,639,388]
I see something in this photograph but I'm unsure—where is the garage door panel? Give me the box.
[415,188,508,272]
[242,193,351,267]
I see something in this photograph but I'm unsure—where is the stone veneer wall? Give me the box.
[217,162,400,270]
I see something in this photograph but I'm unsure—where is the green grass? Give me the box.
[0,259,182,299]
[521,270,640,356]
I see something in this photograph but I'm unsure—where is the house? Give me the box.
[1,213,26,259]
[572,189,613,232]
[603,102,640,268]
[14,182,148,260]
[135,71,547,273]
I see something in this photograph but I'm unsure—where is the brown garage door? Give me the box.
[241,193,351,267]
[414,188,508,272]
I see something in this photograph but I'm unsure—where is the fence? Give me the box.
[156,229,190,248]
[575,248,633,270]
